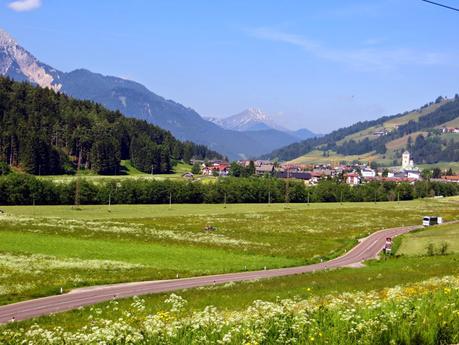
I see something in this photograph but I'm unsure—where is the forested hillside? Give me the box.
[261,111,405,161]
[0,77,222,175]
[265,95,459,164]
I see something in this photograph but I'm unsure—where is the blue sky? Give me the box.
[1,0,459,132]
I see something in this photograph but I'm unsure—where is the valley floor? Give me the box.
[1,198,459,343]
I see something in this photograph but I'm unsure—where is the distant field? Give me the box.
[397,222,459,256]
[417,161,459,171]
[37,161,202,183]
[289,149,391,166]
[385,131,428,151]
[2,198,459,306]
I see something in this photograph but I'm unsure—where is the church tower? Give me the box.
[402,151,411,169]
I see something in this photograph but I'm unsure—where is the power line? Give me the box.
[421,0,459,12]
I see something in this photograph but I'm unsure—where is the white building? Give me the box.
[406,170,421,180]
[361,168,376,178]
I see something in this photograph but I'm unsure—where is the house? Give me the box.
[405,170,421,180]
[441,175,459,183]
[373,130,388,137]
[276,171,312,181]
[345,173,360,185]
[255,160,273,167]
[310,171,324,184]
[442,127,459,134]
[237,160,251,167]
[255,164,275,176]
[202,163,230,176]
[361,168,376,179]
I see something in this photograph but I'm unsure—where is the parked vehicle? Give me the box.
[422,216,443,226]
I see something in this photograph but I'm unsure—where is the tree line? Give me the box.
[1,174,458,206]
[0,77,222,176]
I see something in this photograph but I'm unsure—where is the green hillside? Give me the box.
[0,77,222,176]
[268,96,459,166]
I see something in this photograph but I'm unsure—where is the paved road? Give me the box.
[0,224,422,324]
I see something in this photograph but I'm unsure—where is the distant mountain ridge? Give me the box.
[0,28,312,160]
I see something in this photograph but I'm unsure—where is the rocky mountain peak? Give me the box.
[0,28,62,92]
[0,28,17,47]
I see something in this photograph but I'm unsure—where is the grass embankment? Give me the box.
[1,199,459,306]
[398,222,459,256]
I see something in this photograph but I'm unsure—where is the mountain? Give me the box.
[208,108,318,140]
[263,96,459,166]
[0,28,292,160]
[292,128,319,140]
[208,108,287,132]
[206,108,318,154]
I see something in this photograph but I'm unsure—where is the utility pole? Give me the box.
[307,190,310,206]
[285,167,290,208]
[224,193,227,208]
[108,188,112,212]
[74,149,82,210]
[169,191,172,209]
[268,178,271,205]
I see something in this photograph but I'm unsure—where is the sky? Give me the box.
[1,0,459,133]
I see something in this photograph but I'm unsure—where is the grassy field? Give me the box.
[37,161,202,183]
[417,161,459,172]
[1,198,459,307]
[3,274,459,344]
[397,222,459,256]
[5,252,459,333]
[2,199,459,343]
[289,149,388,165]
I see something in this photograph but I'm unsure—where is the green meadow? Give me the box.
[397,221,459,256]
[1,198,459,307]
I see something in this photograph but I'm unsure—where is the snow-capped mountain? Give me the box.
[208,108,318,140]
[208,108,288,132]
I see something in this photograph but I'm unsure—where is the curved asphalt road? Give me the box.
[0,224,423,324]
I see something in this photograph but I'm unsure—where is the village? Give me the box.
[188,150,459,185]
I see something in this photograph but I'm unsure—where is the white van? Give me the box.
[422,216,442,226]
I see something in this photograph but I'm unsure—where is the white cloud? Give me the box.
[8,0,42,12]
[248,27,447,71]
